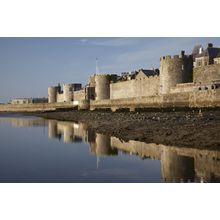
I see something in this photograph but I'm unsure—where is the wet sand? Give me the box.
[33,109,220,149]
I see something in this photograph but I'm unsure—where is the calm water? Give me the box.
[0,114,219,183]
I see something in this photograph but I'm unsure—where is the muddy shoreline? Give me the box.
[26,109,220,149]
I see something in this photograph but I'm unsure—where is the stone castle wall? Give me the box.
[73,89,85,101]
[90,89,220,111]
[110,76,160,99]
[0,102,73,112]
[169,83,195,94]
[193,64,220,83]
[57,93,64,103]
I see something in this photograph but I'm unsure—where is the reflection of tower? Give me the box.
[96,156,100,169]
[161,147,195,182]
[73,123,89,142]
[89,133,118,168]
[194,153,220,183]
[96,133,112,156]
[95,134,113,169]
[48,120,58,139]
[89,140,97,154]
[63,124,73,143]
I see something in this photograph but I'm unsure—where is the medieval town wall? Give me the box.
[73,89,85,101]
[57,93,64,103]
[110,76,160,99]
[0,102,73,112]
[193,64,220,83]
[169,83,195,94]
[90,90,220,111]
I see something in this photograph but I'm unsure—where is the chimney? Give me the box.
[207,43,213,48]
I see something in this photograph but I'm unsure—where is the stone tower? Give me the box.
[48,86,59,103]
[95,74,111,100]
[63,84,74,102]
[159,51,193,94]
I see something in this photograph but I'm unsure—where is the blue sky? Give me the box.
[0,37,220,103]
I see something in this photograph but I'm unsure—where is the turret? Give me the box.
[48,86,59,103]
[63,84,74,102]
[95,74,111,100]
[159,51,193,94]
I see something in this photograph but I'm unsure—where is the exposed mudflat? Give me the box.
[33,109,220,149]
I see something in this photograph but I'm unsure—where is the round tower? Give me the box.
[48,86,58,103]
[159,51,193,94]
[95,74,111,100]
[63,84,73,102]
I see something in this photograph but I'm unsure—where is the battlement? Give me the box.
[160,55,182,61]
[94,74,111,78]
[63,83,73,86]
[48,86,58,90]
[160,54,192,61]
[160,51,193,62]
[134,74,159,80]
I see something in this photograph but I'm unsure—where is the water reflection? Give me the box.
[0,115,220,183]
[0,116,46,127]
